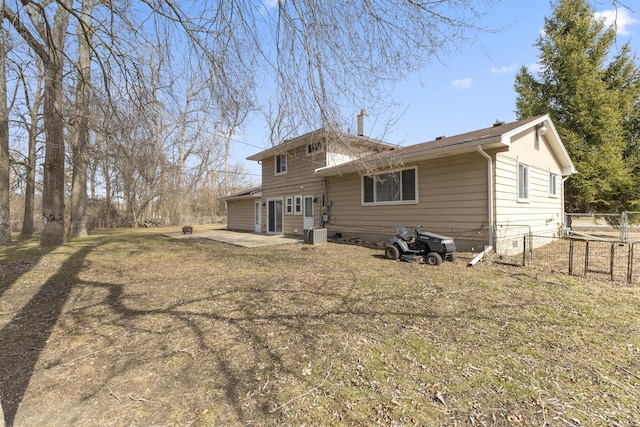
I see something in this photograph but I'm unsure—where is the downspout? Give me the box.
[477,145,494,247]
[562,176,569,234]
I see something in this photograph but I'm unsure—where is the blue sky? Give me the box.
[233,1,640,182]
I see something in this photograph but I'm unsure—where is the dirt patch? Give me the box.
[1,228,639,426]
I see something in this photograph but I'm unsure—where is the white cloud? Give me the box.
[490,64,518,74]
[451,78,472,90]
[595,8,638,36]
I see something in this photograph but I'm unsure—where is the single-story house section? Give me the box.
[223,186,262,233]
[223,114,576,253]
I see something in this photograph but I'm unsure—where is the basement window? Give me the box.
[362,167,417,205]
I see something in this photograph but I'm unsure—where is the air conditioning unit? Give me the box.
[304,228,327,245]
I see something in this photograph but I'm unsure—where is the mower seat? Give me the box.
[395,227,414,242]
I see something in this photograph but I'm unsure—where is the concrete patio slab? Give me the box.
[164,229,302,248]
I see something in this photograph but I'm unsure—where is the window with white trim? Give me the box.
[294,195,302,215]
[306,141,323,155]
[362,168,417,204]
[275,154,287,175]
[286,196,293,214]
[549,172,558,197]
[518,162,530,201]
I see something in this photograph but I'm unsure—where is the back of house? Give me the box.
[225,115,575,254]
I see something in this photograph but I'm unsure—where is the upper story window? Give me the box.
[362,167,417,205]
[307,141,323,155]
[275,153,287,175]
[518,162,530,202]
[549,172,558,197]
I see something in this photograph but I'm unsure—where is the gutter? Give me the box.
[477,145,494,247]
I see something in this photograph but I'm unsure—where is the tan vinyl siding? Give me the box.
[261,145,325,235]
[325,152,488,249]
[495,154,563,228]
[226,198,256,232]
[494,141,564,254]
[508,128,563,172]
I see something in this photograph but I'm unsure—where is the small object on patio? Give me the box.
[182,225,193,234]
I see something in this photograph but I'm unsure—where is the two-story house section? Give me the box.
[224,126,394,236]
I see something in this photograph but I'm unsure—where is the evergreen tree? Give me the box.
[515,0,640,212]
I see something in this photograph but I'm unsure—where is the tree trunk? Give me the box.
[20,135,36,238]
[40,3,71,246]
[0,10,10,246]
[103,151,112,226]
[40,59,67,246]
[20,65,44,240]
[68,0,94,239]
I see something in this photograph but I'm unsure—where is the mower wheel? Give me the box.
[448,252,456,262]
[385,245,400,260]
[425,252,443,266]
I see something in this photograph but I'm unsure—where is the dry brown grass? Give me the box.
[1,226,639,426]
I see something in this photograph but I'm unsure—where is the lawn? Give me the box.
[1,227,639,426]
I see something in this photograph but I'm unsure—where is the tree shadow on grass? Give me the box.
[63,277,523,424]
[0,244,95,427]
[1,236,602,425]
[0,239,55,300]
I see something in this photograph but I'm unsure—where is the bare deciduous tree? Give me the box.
[68,0,95,239]
[0,0,10,245]
[4,0,72,246]
[16,60,43,239]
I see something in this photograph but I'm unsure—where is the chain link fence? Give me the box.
[483,212,640,285]
[516,234,639,285]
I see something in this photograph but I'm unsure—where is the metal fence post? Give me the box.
[632,243,638,285]
[568,239,574,276]
[610,242,615,282]
[585,241,589,277]
[628,243,633,284]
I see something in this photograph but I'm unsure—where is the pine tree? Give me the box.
[515,0,640,212]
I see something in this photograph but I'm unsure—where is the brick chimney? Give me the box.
[357,109,368,136]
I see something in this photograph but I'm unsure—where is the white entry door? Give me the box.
[303,196,314,230]
[254,201,262,233]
